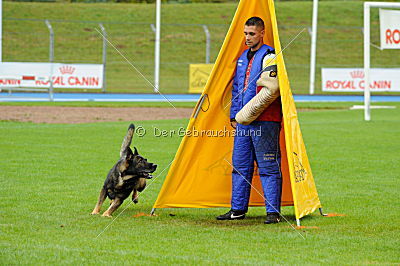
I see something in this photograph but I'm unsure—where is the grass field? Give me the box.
[1,102,399,264]
[4,1,400,94]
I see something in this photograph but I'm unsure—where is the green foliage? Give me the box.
[0,103,400,263]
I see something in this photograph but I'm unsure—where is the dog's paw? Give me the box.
[102,213,112,218]
[91,209,100,215]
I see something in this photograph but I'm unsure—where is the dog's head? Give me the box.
[119,124,157,179]
[126,147,157,179]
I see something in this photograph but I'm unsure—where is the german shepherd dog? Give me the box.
[91,124,157,217]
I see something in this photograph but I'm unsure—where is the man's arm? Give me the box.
[230,67,240,127]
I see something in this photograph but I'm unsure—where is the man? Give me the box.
[216,17,283,224]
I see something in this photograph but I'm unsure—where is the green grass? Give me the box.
[1,103,399,264]
[3,1,400,94]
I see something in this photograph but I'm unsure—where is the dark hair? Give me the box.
[245,17,265,30]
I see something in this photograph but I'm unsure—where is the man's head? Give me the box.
[244,17,265,51]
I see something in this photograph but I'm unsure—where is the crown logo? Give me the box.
[59,65,75,75]
[350,70,364,79]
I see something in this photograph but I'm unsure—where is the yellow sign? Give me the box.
[189,64,214,93]
[153,0,322,222]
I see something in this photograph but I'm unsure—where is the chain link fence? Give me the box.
[3,17,399,94]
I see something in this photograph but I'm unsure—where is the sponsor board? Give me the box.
[189,64,214,93]
[380,9,400,49]
[322,68,400,92]
[0,62,103,89]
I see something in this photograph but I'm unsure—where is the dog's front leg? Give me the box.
[132,189,138,204]
[132,178,146,204]
[91,188,107,215]
[102,198,122,217]
[136,178,146,192]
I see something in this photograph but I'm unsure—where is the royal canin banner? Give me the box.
[0,62,103,89]
[322,68,400,92]
[380,9,400,49]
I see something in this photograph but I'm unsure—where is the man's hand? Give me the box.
[231,121,237,129]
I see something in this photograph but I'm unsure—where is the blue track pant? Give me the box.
[231,121,282,213]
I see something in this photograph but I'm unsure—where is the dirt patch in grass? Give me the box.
[0,106,193,124]
[0,106,349,124]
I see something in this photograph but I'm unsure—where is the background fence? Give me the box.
[3,6,399,94]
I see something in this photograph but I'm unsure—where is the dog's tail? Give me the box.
[120,124,135,157]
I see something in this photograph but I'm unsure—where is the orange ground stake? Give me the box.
[132,212,158,218]
[324,213,346,217]
[290,225,320,229]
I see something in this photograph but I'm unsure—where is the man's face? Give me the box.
[244,25,264,49]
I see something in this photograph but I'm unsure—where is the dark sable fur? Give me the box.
[91,124,157,217]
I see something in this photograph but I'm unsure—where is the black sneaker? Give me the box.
[216,210,246,220]
[264,212,281,224]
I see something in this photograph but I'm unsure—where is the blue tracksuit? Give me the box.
[230,44,282,213]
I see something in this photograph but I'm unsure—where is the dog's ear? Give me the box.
[119,147,134,173]
[120,124,135,157]
[133,147,138,156]
[119,154,130,173]
[126,147,133,159]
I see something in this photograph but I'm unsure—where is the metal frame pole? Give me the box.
[0,0,2,62]
[309,0,318,95]
[193,94,207,119]
[45,20,54,102]
[364,3,371,121]
[154,0,161,93]
[99,23,107,93]
[363,2,400,121]
[202,25,210,64]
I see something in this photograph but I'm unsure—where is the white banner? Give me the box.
[380,9,400,49]
[322,68,400,92]
[0,62,103,89]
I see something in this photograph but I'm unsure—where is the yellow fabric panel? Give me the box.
[269,0,322,218]
[153,0,321,220]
